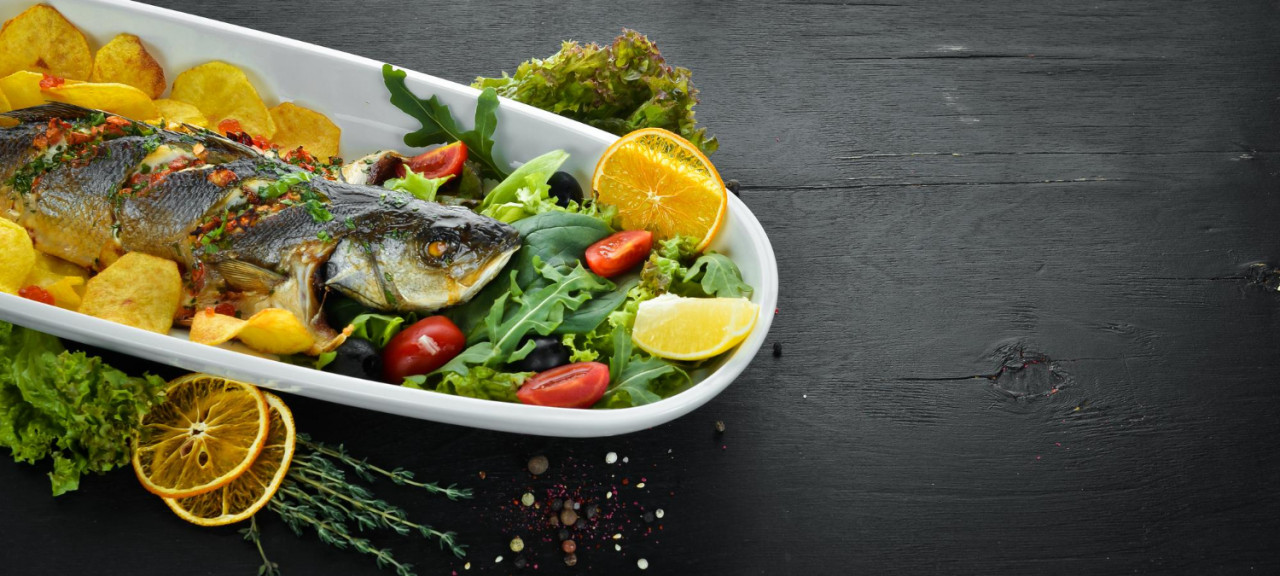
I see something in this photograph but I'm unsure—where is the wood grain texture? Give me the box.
[2,0,1279,574]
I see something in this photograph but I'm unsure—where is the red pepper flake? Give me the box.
[217,118,244,135]
[38,73,65,90]
[18,285,55,305]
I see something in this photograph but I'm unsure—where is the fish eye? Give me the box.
[427,240,452,259]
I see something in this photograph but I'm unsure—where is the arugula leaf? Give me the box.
[483,262,612,365]
[383,64,507,179]
[684,253,753,298]
[600,325,688,408]
[555,277,638,335]
[449,212,614,341]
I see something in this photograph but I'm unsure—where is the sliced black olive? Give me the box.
[547,171,584,207]
[325,337,383,381]
[509,336,571,373]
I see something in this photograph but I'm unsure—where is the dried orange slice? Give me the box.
[163,392,296,526]
[592,127,728,250]
[132,374,269,498]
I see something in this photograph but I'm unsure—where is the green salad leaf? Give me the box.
[473,30,718,154]
[383,170,453,203]
[600,325,689,408]
[346,313,407,349]
[0,321,166,496]
[383,64,508,179]
[684,253,753,298]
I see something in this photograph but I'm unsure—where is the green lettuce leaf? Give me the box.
[473,30,718,154]
[383,170,454,203]
[0,321,166,496]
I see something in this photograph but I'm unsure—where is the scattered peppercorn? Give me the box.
[514,556,528,569]
[638,558,650,570]
[564,553,578,567]
[575,517,587,529]
[510,536,525,552]
[643,511,655,523]
[557,528,570,542]
[725,179,741,196]
[521,492,535,507]
[714,420,726,434]
[585,504,599,519]
[560,507,579,526]
[562,539,577,554]
[528,455,549,476]
[605,452,618,464]
[773,342,782,357]
[655,509,665,519]
[551,498,564,511]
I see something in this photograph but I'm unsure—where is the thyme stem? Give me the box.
[298,435,473,500]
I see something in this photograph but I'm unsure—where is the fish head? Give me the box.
[324,207,520,312]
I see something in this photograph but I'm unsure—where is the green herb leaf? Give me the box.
[384,170,453,203]
[482,262,612,365]
[346,314,405,349]
[683,253,753,298]
[600,324,688,408]
[383,64,507,179]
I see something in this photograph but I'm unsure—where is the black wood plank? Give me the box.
[2,0,1279,575]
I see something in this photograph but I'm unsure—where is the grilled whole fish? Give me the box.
[0,103,520,351]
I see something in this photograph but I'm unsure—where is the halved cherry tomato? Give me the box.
[516,362,610,408]
[585,230,653,278]
[18,285,54,305]
[382,316,466,383]
[396,141,468,180]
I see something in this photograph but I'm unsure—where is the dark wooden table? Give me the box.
[4,1,1280,574]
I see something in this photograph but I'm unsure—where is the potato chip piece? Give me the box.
[45,276,83,310]
[79,252,181,333]
[171,62,275,138]
[1,70,45,109]
[151,98,208,128]
[189,307,249,346]
[89,33,165,99]
[269,102,341,159]
[0,88,13,128]
[0,5,93,80]
[23,251,88,289]
[236,308,315,355]
[0,218,36,294]
[42,81,158,120]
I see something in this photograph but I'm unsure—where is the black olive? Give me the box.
[547,171,584,207]
[325,338,383,381]
[509,336,570,372]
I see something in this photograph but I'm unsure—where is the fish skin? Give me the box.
[1,104,521,350]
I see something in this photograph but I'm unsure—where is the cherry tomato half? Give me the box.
[18,285,54,305]
[584,230,653,278]
[382,316,466,383]
[516,362,610,409]
[396,141,468,180]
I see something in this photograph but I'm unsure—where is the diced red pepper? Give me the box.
[39,74,65,90]
[18,285,54,305]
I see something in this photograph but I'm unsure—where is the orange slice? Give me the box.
[631,294,759,361]
[132,374,269,498]
[591,127,728,250]
[163,392,296,526]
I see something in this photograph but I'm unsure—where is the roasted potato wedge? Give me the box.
[0,5,93,80]
[236,308,315,355]
[189,307,248,346]
[90,33,165,99]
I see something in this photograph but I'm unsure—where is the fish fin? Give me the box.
[1,102,99,122]
[188,125,263,158]
[213,260,287,292]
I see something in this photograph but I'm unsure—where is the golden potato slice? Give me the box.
[42,81,158,120]
[23,252,89,309]
[89,33,165,99]
[0,88,12,128]
[79,252,181,334]
[171,62,275,138]
[0,5,93,80]
[151,98,208,128]
[269,102,341,159]
[0,218,36,294]
[1,70,46,109]
[236,308,315,355]
[189,307,248,346]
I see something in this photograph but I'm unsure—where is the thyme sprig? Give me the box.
[299,434,473,500]
[239,515,281,576]
[260,438,471,575]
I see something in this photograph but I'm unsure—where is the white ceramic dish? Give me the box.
[0,0,778,436]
